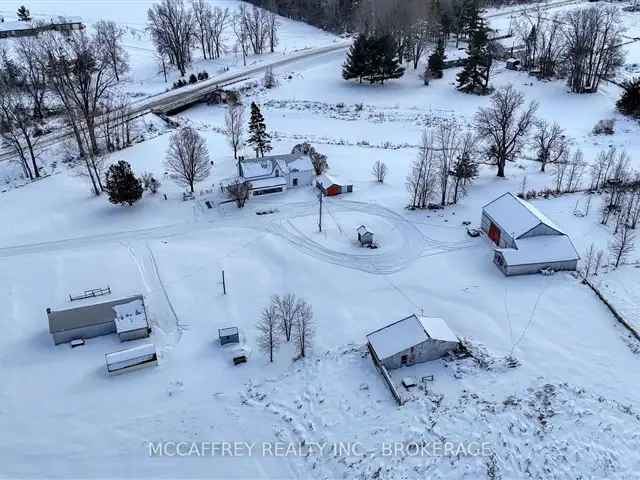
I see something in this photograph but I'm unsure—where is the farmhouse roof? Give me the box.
[113,298,148,334]
[496,235,579,266]
[482,192,564,239]
[367,314,458,360]
[48,294,145,333]
[240,153,313,180]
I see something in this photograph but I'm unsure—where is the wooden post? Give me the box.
[318,192,323,233]
[222,270,226,295]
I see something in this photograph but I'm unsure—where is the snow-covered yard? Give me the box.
[2,1,640,478]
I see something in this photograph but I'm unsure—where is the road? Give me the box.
[0,41,350,163]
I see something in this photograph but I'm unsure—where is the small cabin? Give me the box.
[219,327,240,345]
[357,225,374,247]
[105,343,158,376]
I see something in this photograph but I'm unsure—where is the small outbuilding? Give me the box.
[219,327,240,345]
[481,192,579,276]
[357,225,374,247]
[47,294,150,345]
[316,174,353,197]
[505,58,521,70]
[105,343,158,376]
[367,315,459,370]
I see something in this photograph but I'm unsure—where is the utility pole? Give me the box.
[221,270,227,295]
[318,191,323,233]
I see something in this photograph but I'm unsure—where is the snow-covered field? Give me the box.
[2,1,640,479]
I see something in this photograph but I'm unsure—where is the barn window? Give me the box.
[401,355,408,365]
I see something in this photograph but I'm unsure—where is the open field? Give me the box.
[1,1,640,478]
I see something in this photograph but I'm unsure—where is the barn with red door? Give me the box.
[481,192,579,276]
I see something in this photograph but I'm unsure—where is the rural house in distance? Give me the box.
[481,192,579,276]
[223,153,315,198]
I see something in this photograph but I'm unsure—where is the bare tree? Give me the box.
[610,224,635,268]
[224,103,245,160]
[532,120,568,173]
[475,85,538,177]
[372,160,388,183]
[563,6,624,94]
[165,126,211,193]
[210,7,230,59]
[434,122,461,206]
[0,82,41,179]
[147,0,195,76]
[13,36,48,120]
[273,293,301,342]
[225,178,249,208]
[407,129,438,208]
[266,8,279,53]
[232,9,250,66]
[293,299,314,359]
[257,302,281,362]
[94,20,129,82]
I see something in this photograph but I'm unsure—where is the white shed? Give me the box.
[481,193,579,275]
[367,315,459,370]
[105,343,158,376]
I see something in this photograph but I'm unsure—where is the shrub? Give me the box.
[105,161,143,206]
[616,77,640,119]
[188,73,198,84]
[592,118,615,135]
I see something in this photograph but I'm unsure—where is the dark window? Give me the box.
[401,355,408,365]
[254,187,283,196]
[293,178,298,186]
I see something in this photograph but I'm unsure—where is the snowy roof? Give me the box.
[357,225,370,235]
[367,314,458,360]
[496,235,579,266]
[483,192,564,239]
[48,294,144,333]
[105,343,156,365]
[219,327,238,337]
[418,317,459,343]
[0,16,83,32]
[113,299,148,334]
[317,173,351,187]
[240,153,313,180]
[248,177,287,189]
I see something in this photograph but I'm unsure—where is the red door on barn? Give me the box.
[488,223,501,245]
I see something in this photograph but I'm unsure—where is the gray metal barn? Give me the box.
[367,315,459,370]
[481,192,579,276]
[47,295,150,345]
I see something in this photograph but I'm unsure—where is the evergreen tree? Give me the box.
[373,35,405,85]
[428,39,446,79]
[16,5,31,22]
[617,77,640,119]
[456,17,492,94]
[342,34,369,83]
[105,160,143,206]
[247,102,272,158]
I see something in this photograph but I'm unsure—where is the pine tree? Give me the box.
[456,17,492,94]
[374,35,405,84]
[617,77,640,119]
[342,34,369,83]
[105,161,143,206]
[428,39,446,79]
[247,102,272,158]
[16,6,31,22]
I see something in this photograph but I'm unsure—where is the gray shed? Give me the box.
[357,225,374,247]
[219,327,240,345]
[47,294,150,345]
[367,315,459,370]
[481,193,579,276]
[105,343,158,376]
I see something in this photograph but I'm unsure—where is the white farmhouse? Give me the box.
[223,153,315,198]
[367,315,459,370]
[481,192,579,276]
